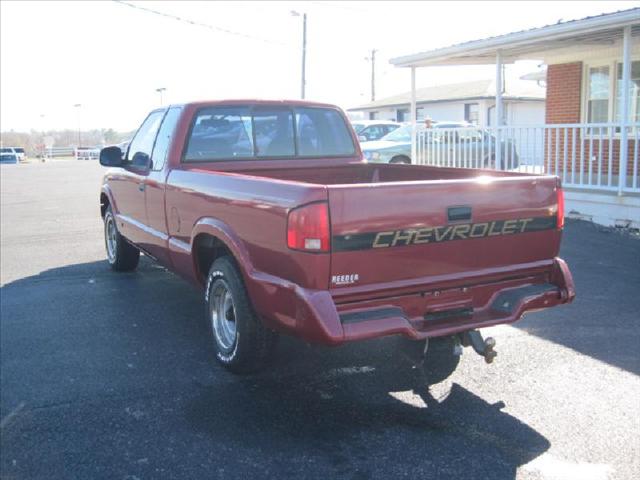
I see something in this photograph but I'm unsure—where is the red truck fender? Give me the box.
[100,184,118,217]
[190,216,254,282]
[189,216,344,342]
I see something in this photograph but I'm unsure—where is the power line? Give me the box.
[310,1,368,14]
[112,1,289,47]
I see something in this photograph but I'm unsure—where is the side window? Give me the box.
[185,107,253,161]
[151,107,182,171]
[254,109,295,157]
[127,111,165,167]
[384,125,399,135]
[370,125,386,140]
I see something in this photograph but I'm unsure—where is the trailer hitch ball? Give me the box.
[461,330,497,364]
[483,337,497,364]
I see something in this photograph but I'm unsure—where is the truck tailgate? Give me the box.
[328,175,562,295]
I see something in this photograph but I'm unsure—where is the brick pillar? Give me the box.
[546,62,582,124]
[545,63,582,177]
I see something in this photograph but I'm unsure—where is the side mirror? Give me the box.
[99,146,124,167]
[358,135,368,142]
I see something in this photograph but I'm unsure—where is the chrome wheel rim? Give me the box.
[105,215,117,263]
[211,280,237,351]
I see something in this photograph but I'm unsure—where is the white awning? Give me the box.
[390,8,640,67]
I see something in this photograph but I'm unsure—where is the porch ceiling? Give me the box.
[391,8,640,67]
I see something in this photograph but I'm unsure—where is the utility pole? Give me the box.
[156,87,167,106]
[366,49,377,101]
[301,13,307,99]
[73,104,82,147]
[291,11,307,99]
[40,114,46,158]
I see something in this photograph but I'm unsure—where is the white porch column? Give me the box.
[410,66,417,162]
[495,50,503,168]
[618,25,631,195]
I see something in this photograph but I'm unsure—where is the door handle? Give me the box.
[138,182,145,192]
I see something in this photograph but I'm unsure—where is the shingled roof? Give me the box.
[350,78,544,111]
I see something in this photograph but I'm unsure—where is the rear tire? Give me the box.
[206,257,277,373]
[104,206,140,272]
[390,155,411,165]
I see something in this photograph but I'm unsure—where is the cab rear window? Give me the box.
[184,106,355,162]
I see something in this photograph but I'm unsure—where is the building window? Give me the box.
[615,61,640,123]
[584,60,640,124]
[464,103,479,124]
[396,108,409,122]
[369,111,378,120]
[587,66,610,123]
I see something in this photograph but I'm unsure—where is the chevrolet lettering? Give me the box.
[333,217,556,251]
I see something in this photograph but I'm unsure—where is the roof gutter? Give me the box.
[390,9,640,67]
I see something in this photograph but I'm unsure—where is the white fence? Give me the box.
[44,146,75,157]
[75,148,100,160]
[415,123,640,194]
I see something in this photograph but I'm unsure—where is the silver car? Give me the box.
[361,122,519,169]
[351,120,401,142]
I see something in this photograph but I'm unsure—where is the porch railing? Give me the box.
[414,123,640,194]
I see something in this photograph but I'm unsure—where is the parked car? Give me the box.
[0,152,18,164]
[76,147,101,160]
[351,120,401,142]
[0,147,25,162]
[98,100,574,376]
[361,122,520,168]
[361,124,413,164]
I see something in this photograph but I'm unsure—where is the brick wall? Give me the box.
[546,62,582,124]
[545,62,636,180]
[546,130,637,179]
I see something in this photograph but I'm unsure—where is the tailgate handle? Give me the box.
[448,206,472,222]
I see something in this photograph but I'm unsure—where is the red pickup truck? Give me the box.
[99,100,575,375]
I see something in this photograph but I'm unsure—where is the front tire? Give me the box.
[206,257,277,373]
[104,206,140,272]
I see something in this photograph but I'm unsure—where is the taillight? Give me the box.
[557,187,565,230]
[287,202,330,252]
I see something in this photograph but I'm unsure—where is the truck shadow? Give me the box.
[515,220,640,376]
[187,336,550,478]
[1,259,549,479]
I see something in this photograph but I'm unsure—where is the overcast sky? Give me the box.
[1,0,636,131]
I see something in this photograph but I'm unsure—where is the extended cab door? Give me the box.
[144,106,183,266]
[109,110,165,246]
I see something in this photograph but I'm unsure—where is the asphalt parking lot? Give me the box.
[1,161,639,480]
